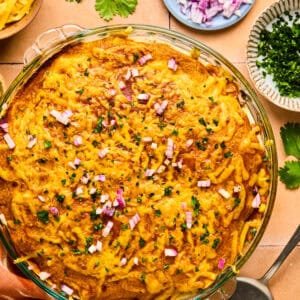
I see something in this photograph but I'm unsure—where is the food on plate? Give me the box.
[177,0,253,25]
[0,35,270,299]
[0,0,35,30]
[256,11,300,98]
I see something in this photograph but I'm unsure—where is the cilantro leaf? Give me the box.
[95,0,137,21]
[279,161,300,189]
[116,0,137,17]
[280,123,300,159]
[95,0,117,21]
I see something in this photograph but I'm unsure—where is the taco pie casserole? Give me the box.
[0,34,270,299]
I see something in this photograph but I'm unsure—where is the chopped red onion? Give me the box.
[37,195,45,202]
[81,175,89,185]
[129,213,140,230]
[0,213,7,226]
[0,122,8,133]
[89,187,97,195]
[102,221,114,237]
[27,135,37,149]
[218,258,226,269]
[252,193,261,208]
[151,142,157,149]
[133,257,139,265]
[119,257,127,266]
[165,138,174,159]
[116,189,126,208]
[157,165,166,174]
[74,158,81,166]
[118,81,126,90]
[102,205,115,217]
[233,185,241,193]
[110,119,116,126]
[142,136,152,142]
[197,180,211,188]
[109,89,116,96]
[49,206,59,215]
[186,211,193,229]
[164,159,170,165]
[75,186,83,196]
[138,54,153,65]
[102,120,109,128]
[181,202,187,209]
[100,194,109,203]
[96,207,102,215]
[137,93,150,101]
[96,240,102,252]
[177,158,183,169]
[61,284,74,296]
[125,69,131,81]
[164,248,178,257]
[145,169,155,177]
[62,110,73,118]
[88,244,97,254]
[39,272,51,281]
[28,265,33,271]
[186,139,193,148]
[94,174,106,182]
[131,68,139,77]
[218,188,231,199]
[3,133,15,149]
[168,58,178,71]
[98,148,109,158]
[50,109,72,125]
[68,162,76,170]
[73,135,82,146]
[156,100,168,115]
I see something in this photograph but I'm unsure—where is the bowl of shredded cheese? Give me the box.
[0,0,42,39]
[0,24,277,300]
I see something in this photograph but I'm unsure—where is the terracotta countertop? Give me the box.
[0,1,299,299]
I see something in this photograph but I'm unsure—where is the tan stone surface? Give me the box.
[0,1,299,299]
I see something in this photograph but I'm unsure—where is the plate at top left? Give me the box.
[0,0,43,40]
[163,0,256,31]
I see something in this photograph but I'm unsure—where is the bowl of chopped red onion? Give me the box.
[163,0,255,30]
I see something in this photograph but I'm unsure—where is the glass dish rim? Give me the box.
[0,24,278,300]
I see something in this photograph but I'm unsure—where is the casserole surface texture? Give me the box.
[0,35,270,300]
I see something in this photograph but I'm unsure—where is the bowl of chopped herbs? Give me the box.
[247,0,300,111]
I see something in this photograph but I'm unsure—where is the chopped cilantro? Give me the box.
[224,151,233,158]
[154,209,162,217]
[56,194,65,203]
[37,210,49,224]
[93,116,104,133]
[212,238,220,249]
[191,196,200,216]
[163,264,169,270]
[139,237,146,248]
[61,179,67,186]
[164,186,173,196]
[198,117,206,126]
[140,273,146,282]
[176,100,185,108]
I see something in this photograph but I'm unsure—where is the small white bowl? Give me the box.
[247,0,300,112]
[0,0,42,40]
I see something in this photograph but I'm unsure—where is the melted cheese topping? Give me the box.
[0,36,270,300]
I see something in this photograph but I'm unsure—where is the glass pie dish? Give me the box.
[0,24,277,300]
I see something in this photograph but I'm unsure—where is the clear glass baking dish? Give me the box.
[0,24,277,300]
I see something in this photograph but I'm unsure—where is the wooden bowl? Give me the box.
[0,0,42,40]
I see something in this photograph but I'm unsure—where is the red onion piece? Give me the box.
[186,211,193,229]
[168,58,178,71]
[197,180,211,188]
[102,221,114,237]
[75,186,83,196]
[0,213,7,226]
[37,195,45,202]
[61,284,74,296]
[138,54,153,65]
[129,213,140,230]
[252,193,261,208]
[118,81,126,90]
[39,272,51,281]
[49,206,59,215]
[88,244,97,254]
[27,135,37,149]
[131,68,139,77]
[89,187,97,195]
[96,240,102,252]
[98,148,109,158]
[109,89,116,96]
[164,248,178,257]
[137,93,150,101]
[186,139,193,148]
[145,169,155,177]
[218,258,226,269]
[218,188,231,199]
[73,135,82,146]
[100,194,109,203]
[119,257,127,266]
[0,122,9,133]
[165,138,174,159]
[3,133,15,149]
[133,257,139,265]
